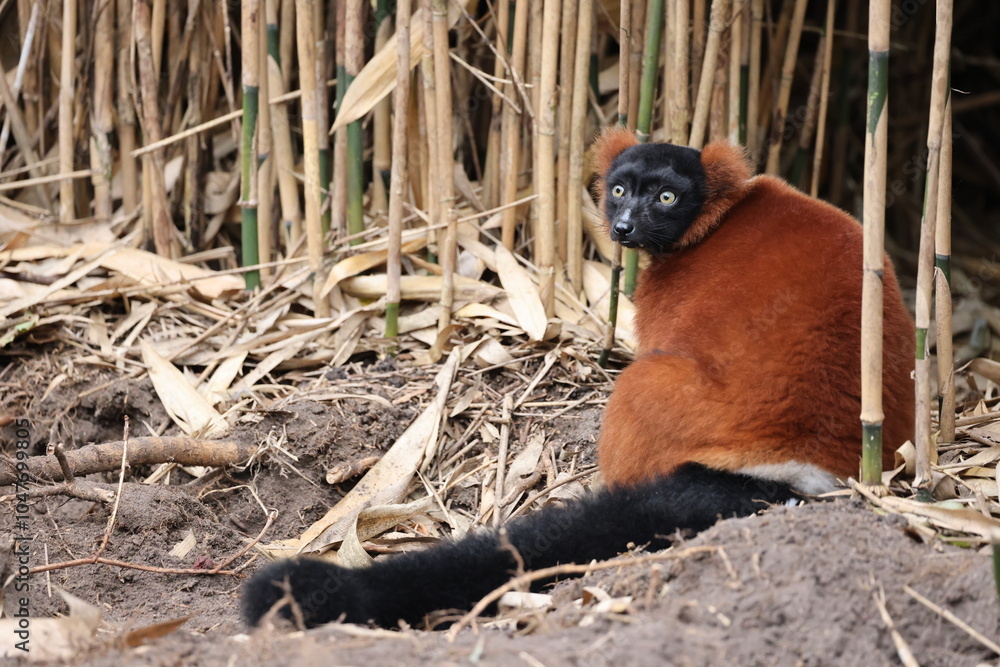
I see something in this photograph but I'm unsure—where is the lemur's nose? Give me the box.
[613,219,634,238]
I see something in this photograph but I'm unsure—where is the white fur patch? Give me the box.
[619,207,632,222]
[736,461,841,496]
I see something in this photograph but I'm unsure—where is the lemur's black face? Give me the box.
[604,143,707,255]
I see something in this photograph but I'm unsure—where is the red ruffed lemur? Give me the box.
[242,127,915,630]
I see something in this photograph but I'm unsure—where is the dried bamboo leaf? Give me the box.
[319,238,427,298]
[140,339,228,438]
[494,244,547,341]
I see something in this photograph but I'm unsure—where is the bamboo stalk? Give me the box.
[266,0,303,247]
[756,0,795,157]
[386,0,412,339]
[689,0,728,150]
[482,0,509,211]
[669,0,689,143]
[623,0,665,297]
[183,0,204,249]
[600,0,633,368]
[241,0,262,290]
[727,1,743,143]
[566,0,593,293]
[627,0,646,129]
[280,0,294,92]
[692,0,706,97]
[90,0,114,222]
[135,0,175,257]
[59,0,78,222]
[859,0,890,488]
[117,0,138,215]
[557,0,579,263]
[746,0,762,156]
[432,0,458,330]
[534,0,561,315]
[708,36,727,143]
[810,0,837,197]
[0,1,40,170]
[295,0,329,317]
[662,0,674,137]
[332,0,348,238]
[789,37,825,187]
[936,95,955,443]
[500,0,529,251]
[419,5,440,263]
[345,0,365,245]
[764,0,807,175]
[257,0,274,283]
[372,7,393,217]
[315,1,331,235]
[914,0,953,492]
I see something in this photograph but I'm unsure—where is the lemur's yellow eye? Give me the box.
[612,185,625,198]
[659,191,677,205]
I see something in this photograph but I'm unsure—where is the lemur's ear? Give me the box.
[592,125,640,200]
[676,140,755,248]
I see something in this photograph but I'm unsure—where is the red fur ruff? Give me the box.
[595,137,915,489]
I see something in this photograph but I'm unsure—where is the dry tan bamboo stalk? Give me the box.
[859,0,889,488]
[295,0,329,316]
[810,0,837,197]
[669,0,690,143]
[419,6,440,250]
[386,0,412,338]
[432,0,457,331]
[936,96,955,443]
[135,0,175,256]
[764,0,807,174]
[534,0,562,315]
[689,0,729,149]
[728,1,743,142]
[91,0,114,222]
[482,0,509,210]
[372,16,393,217]
[557,0,579,262]
[746,0,763,157]
[182,0,203,250]
[793,36,826,187]
[151,0,166,71]
[618,0,632,127]
[258,1,274,282]
[280,0,294,92]
[662,0,674,137]
[528,1,544,119]
[265,0,303,247]
[500,0,529,250]
[58,0,77,222]
[708,41,727,143]
[566,0,593,293]
[914,0,953,490]
[241,0,262,289]
[117,0,138,215]
[628,0,646,130]
[692,0,706,99]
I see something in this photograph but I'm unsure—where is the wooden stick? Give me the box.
[914,0,953,492]
[689,0,729,150]
[58,0,77,222]
[859,0,890,488]
[764,0,807,174]
[386,0,412,339]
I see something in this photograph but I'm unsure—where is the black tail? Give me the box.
[242,463,794,629]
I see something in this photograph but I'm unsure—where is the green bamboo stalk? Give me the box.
[936,93,955,443]
[600,0,632,368]
[625,0,665,297]
[859,0,890,488]
[345,1,365,245]
[241,0,261,290]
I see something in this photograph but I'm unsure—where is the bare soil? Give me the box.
[2,355,998,666]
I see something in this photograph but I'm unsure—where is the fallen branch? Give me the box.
[0,437,257,486]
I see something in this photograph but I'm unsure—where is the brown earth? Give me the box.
[1,356,998,666]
